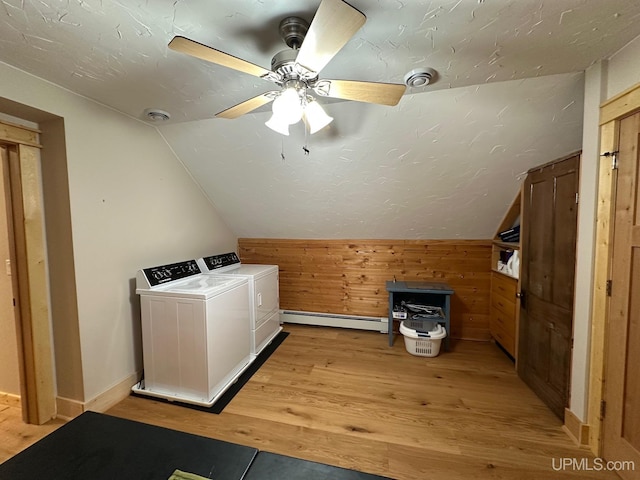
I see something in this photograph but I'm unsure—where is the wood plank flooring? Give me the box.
[1,324,618,479]
[0,404,65,463]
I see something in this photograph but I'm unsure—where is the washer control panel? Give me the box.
[143,260,201,286]
[202,252,240,271]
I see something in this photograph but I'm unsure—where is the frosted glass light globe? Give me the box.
[272,88,303,125]
[304,100,333,134]
[265,114,290,135]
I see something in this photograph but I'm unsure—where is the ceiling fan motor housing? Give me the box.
[271,48,317,83]
[271,49,299,76]
[274,16,316,81]
[279,16,309,49]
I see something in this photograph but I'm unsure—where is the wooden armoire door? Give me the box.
[518,153,580,419]
[602,111,640,478]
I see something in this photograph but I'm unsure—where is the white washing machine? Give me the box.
[197,252,282,359]
[133,259,251,406]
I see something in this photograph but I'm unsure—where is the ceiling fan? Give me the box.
[168,0,406,135]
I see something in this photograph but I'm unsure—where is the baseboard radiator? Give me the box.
[280,310,388,333]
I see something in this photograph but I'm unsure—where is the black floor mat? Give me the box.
[244,452,393,480]
[0,411,258,480]
[133,331,289,414]
[0,409,394,480]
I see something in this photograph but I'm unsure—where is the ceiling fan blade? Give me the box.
[295,0,366,75]
[215,92,277,119]
[169,36,271,79]
[319,79,406,106]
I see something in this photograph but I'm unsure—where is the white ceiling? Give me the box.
[1,1,640,239]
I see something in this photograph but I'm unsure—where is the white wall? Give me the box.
[570,33,640,422]
[0,61,237,403]
[606,35,640,98]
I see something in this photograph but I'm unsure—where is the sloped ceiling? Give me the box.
[161,72,584,239]
[1,1,639,239]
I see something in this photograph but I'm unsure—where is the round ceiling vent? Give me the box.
[144,108,171,122]
[403,67,437,88]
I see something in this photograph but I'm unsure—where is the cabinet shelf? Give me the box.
[492,240,520,250]
[490,189,522,360]
[491,268,519,280]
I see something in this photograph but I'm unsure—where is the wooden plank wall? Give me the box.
[238,239,492,341]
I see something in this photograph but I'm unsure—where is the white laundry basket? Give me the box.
[399,321,447,357]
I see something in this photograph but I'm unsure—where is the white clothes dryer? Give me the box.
[197,253,282,359]
[133,259,251,406]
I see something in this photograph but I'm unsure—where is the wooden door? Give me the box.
[518,154,579,419]
[602,112,640,478]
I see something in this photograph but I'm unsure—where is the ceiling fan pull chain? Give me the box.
[281,138,286,162]
[303,121,311,155]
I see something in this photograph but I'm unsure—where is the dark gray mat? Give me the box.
[0,411,257,480]
[245,451,394,480]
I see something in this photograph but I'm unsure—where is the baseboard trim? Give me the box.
[56,372,140,420]
[56,396,84,420]
[0,392,21,408]
[84,373,139,413]
[563,408,590,448]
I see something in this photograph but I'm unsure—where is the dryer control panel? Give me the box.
[142,260,201,286]
[201,252,240,271]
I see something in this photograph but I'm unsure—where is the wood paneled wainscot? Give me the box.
[238,239,492,341]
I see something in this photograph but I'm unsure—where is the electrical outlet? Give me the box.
[5,259,11,276]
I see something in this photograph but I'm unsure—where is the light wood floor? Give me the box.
[2,324,618,479]
[0,403,65,463]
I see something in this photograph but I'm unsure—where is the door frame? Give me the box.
[588,82,640,454]
[0,120,55,424]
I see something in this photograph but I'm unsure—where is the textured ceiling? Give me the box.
[1,1,639,239]
[160,72,585,239]
[1,0,638,123]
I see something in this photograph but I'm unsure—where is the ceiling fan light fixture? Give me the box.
[171,0,407,137]
[265,114,290,135]
[304,100,333,134]
[272,87,304,125]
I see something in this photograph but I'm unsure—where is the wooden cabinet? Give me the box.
[490,271,518,356]
[489,190,522,359]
